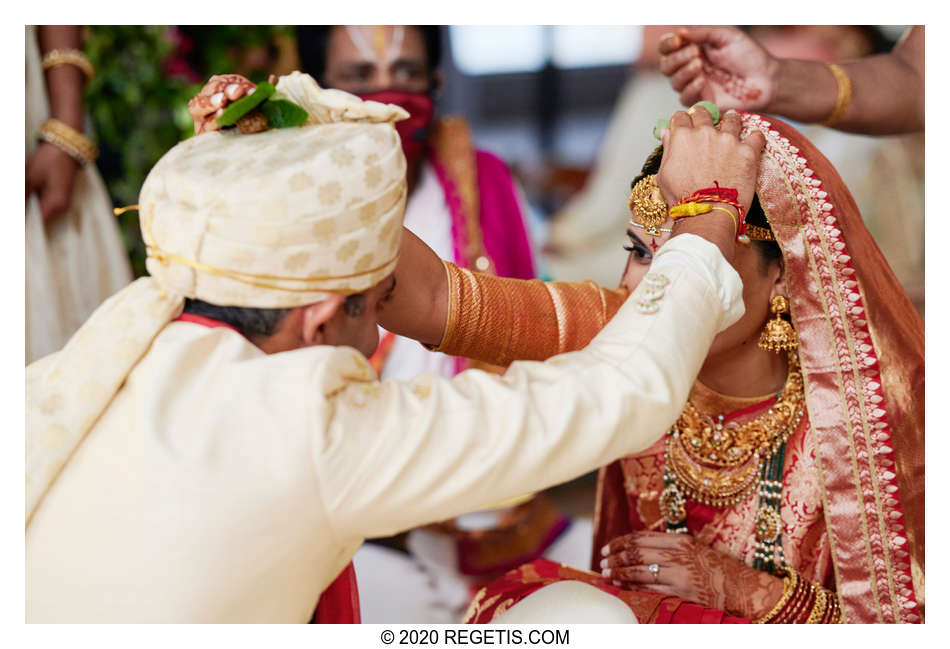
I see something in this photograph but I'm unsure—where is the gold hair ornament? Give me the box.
[738,223,776,243]
[628,175,669,236]
[627,220,672,235]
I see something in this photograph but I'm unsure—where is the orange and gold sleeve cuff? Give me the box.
[432,261,628,367]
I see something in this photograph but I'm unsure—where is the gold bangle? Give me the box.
[806,585,827,624]
[709,206,739,238]
[37,118,98,165]
[41,48,94,81]
[821,63,852,127]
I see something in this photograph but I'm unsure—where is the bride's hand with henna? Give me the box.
[598,530,784,619]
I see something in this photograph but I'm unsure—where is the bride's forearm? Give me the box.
[379,227,628,365]
[377,228,448,347]
[434,264,627,367]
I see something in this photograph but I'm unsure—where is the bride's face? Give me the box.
[619,222,785,358]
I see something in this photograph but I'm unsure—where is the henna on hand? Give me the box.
[659,540,783,618]
[600,531,784,619]
[188,74,257,135]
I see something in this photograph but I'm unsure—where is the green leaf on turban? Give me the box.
[216,81,275,126]
[260,99,309,129]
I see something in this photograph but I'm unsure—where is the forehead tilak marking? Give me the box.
[346,26,377,61]
[346,26,406,65]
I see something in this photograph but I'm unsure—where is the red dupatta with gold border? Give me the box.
[592,114,924,623]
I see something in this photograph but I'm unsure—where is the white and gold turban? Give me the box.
[26,73,408,524]
[142,72,408,307]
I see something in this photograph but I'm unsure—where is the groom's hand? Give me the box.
[657,106,765,264]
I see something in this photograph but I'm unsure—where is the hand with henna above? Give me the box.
[658,26,778,111]
[659,25,925,135]
[599,531,784,619]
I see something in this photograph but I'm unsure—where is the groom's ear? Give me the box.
[300,295,345,346]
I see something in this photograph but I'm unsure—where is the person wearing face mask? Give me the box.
[295,25,568,623]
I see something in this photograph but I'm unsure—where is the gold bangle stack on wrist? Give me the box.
[38,118,98,165]
[821,63,852,127]
[41,48,95,82]
[753,569,843,623]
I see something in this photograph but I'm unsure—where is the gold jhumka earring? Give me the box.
[758,296,798,353]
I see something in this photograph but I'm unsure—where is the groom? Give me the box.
[26,77,761,622]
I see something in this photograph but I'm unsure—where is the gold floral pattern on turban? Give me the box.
[140,97,407,308]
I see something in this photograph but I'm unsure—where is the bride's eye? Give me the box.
[623,233,653,263]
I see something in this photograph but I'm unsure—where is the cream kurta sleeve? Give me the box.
[315,234,744,541]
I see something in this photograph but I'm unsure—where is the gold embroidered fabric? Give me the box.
[434,262,628,367]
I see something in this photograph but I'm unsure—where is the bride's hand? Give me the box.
[599,530,783,619]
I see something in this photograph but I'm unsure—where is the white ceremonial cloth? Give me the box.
[26,234,743,622]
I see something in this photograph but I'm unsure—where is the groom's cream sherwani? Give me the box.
[27,235,742,621]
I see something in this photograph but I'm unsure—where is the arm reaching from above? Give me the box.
[659,25,924,135]
[380,105,764,365]
[321,105,762,538]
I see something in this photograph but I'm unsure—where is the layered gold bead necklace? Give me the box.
[660,351,805,573]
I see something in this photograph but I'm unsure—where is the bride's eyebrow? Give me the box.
[626,229,648,248]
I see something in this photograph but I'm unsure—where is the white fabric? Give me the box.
[277,71,408,126]
[26,234,743,622]
[352,544,440,623]
[380,161,456,381]
[139,119,406,306]
[25,26,132,364]
[376,518,593,624]
[492,581,638,624]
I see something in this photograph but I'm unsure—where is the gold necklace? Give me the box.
[659,351,804,523]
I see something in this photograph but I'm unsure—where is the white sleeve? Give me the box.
[313,234,744,540]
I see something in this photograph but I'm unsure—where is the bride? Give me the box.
[389,110,923,624]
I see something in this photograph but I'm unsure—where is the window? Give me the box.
[450,25,644,75]
[449,26,547,75]
[550,26,642,68]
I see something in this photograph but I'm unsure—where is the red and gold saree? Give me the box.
[439,114,923,623]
